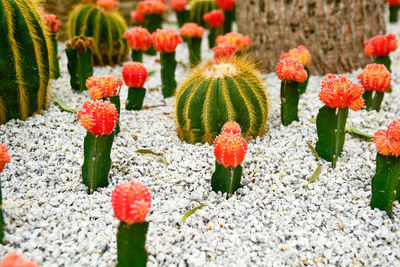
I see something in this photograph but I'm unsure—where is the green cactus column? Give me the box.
[280,81,300,126]
[160,52,177,98]
[66,48,93,92]
[117,222,149,267]
[109,96,121,134]
[144,14,162,55]
[51,34,60,79]
[211,161,242,198]
[389,5,400,23]
[362,91,385,112]
[223,9,234,33]
[176,10,188,28]
[299,66,310,94]
[188,37,202,68]
[131,50,143,62]
[126,88,146,111]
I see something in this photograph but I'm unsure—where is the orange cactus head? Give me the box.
[77,100,118,135]
[213,43,237,63]
[0,143,11,173]
[123,27,152,51]
[179,23,204,38]
[152,28,183,53]
[319,74,364,111]
[222,121,241,134]
[203,9,225,28]
[122,62,148,88]
[388,0,400,6]
[280,45,311,66]
[276,57,308,82]
[357,64,392,92]
[213,132,247,168]
[215,0,235,10]
[43,14,61,33]
[137,0,166,15]
[168,0,188,12]
[0,253,38,267]
[111,180,152,224]
[374,119,400,157]
[364,33,398,57]
[131,10,145,24]
[86,76,123,99]
[215,32,251,52]
[96,0,119,11]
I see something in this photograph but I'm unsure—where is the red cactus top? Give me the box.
[168,0,188,12]
[0,143,11,173]
[319,74,364,111]
[357,64,392,93]
[215,32,251,52]
[374,119,400,157]
[43,13,61,33]
[213,43,236,63]
[276,58,308,82]
[388,0,400,6]
[203,9,225,28]
[280,45,311,66]
[364,33,398,57]
[124,27,152,51]
[77,100,118,135]
[86,76,123,100]
[0,253,38,267]
[152,29,183,53]
[179,23,204,38]
[222,121,241,134]
[122,62,148,88]
[96,0,119,11]
[213,132,247,168]
[131,10,145,24]
[111,180,152,224]
[137,0,166,15]
[215,0,235,11]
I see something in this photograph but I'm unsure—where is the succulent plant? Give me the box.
[212,122,247,197]
[179,23,204,68]
[131,10,145,25]
[78,100,118,193]
[0,0,53,124]
[188,0,217,27]
[316,75,364,167]
[176,57,269,144]
[0,253,38,267]
[66,36,94,92]
[68,2,128,66]
[123,27,152,62]
[213,43,236,63]
[388,0,400,22]
[0,143,10,245]
[122,62,148,111]
[215,32,251,55]
[203,9,225,48]
[357,64,391,112]
[276,57,308,126]
[169,0,189,27]
[42,11,62,79]
[364,33,398,72]
[215,0,235,33]
[152,29,183,98]
[112,180,152,267]
[371,119,400,217]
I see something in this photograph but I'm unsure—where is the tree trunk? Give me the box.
[236,0,386,75]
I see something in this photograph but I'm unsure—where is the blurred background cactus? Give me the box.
[0,0,53,124]
[188,0,217,27]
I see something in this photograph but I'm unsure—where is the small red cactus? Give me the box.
[179,23,204,38]
[86,76,123,100]
[111,180,152,224]
[280,45,311,66]
[276,58,308,82]
[43,13,61,33]
[222,121,241,134]
[216,32,251,52]
[364,33,398,57]
[122,62,148,88]
[357,64,392,93]
[319,74,364,111]
[203,9,225,28]
[215,0,235,11]
[213,43,236,63]
[0,143,11,173]
[123,27,152,51]
[168,0,188,12]
[77,100,118,135]
[374,119,400,157]
[152,29,183,53]
[213,132,247,168]
[0,253,38,267]
[96,0,119,11]
[131,10,145,24]
[137,0,166,15]
[388,0,400,5]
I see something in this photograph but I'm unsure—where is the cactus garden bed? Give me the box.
[1,9,400,267]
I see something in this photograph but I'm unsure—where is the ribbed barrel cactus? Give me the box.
[176,57,269,144]
[68,2,128,66]
[0,0,53,124]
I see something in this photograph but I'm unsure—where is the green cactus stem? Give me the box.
[116,222,149,267]
[131,50,143,62]
[144,14,162,55]
[188,0,217,27]
[66,48,93,92]
[316,106,349,168]
[126,88,146,111]
[374,55,392,93]
[370,153,400,218]
[280,81,300,126]
[211,161,242,198]
[160,52,177,98]
[51,34,60,79]
[82,131,114,194]
[362,90,385,112]
[223,9,234,34]
[208,28,216,49]
[176,10,188,28]
[299,66,310,94]
[389,5,400,23]
[188,37,202,68]
[109,96,121,134]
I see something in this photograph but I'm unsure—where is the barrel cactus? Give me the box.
[0,0,53,124]
[176,57,269,144]
[68,2,128,66]
[188,0,217,26]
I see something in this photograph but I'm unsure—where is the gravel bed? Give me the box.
[0,16,400,267]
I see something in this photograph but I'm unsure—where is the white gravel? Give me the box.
[0,14,400,267]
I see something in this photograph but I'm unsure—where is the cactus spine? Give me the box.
[176,57,269,144]
[0,0,53,124]
[68,4,128,66]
